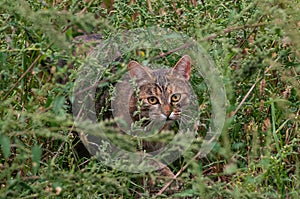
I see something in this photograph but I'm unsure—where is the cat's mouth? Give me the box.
[158,112,180,121]
[148,111,180,124]
[167,112,180,120]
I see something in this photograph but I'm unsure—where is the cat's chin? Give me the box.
[148,114,167,121]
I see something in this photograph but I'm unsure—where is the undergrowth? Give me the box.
[0,0,299,198]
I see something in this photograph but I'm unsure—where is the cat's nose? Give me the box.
[162,105,171,117]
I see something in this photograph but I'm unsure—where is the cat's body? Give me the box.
[82,53,195,195]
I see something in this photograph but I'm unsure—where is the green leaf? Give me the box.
[45,96,53,108]
[0,135,11,160]
[0,52,7,67]
[32,144,42,174]
[53,96,65,115]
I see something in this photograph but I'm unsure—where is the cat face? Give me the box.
[128,55,192,126]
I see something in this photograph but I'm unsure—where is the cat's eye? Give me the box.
[147,96,159,105]
[171,93,181,102]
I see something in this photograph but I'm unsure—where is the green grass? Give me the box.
[1,0,300,198]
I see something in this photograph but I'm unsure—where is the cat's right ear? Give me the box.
[171,55,191,80]
[128,61,152,80]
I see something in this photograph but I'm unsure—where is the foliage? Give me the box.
[0,0,299,198]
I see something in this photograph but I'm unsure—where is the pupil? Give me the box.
[172,94,179,101]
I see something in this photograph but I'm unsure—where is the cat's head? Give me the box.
[128,55,192,125]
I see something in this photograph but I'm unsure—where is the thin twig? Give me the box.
[156,143,215,196]
[147,0,152,12]
[150,22,267,61]
[198,22,267,42]
[3,42,54,100]
[155,162,188,196]
[230,77,261,117]
[73,79,100,96]
[150,42,194,61]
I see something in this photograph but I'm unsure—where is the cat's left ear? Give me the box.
[128,60,152,80]
[171,55,191,80]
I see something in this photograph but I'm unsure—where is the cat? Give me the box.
[78,53,197,195]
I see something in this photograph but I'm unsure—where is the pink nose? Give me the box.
[162,105,171,116]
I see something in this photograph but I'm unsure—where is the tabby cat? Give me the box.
[81,54,195,195]
[63,35,196,194]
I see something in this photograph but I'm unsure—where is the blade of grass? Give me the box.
[270,98,281,153]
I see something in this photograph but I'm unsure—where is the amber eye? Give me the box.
[147,96,159,105]
[171,93,181,102]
